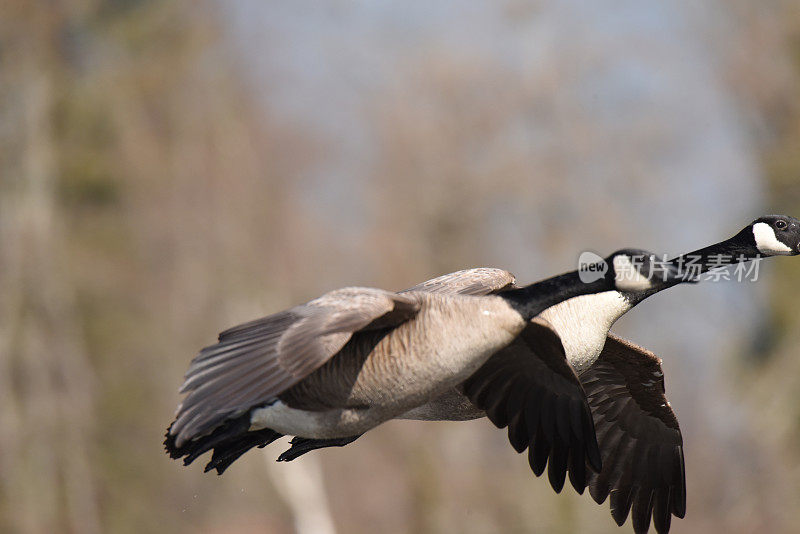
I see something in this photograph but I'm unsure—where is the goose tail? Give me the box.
[165,413,283,475]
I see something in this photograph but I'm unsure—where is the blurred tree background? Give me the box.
[2,1,800,533]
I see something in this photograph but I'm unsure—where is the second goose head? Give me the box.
[502,248,684,321]
[604,247,686,293]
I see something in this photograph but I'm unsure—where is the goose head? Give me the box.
[605,248,685,293]
[578,249,684,293]
[746,215,800,256]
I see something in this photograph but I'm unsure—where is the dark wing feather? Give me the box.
[580,333,685,534]
[400,268,516,296]
[462,319,601,495]
[170,287,420,446]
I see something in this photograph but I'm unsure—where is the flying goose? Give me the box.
[276,215,800,533]
[165,248,680,485]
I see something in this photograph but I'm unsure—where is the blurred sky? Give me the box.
[5,1,799,533]
[224,0,768,445]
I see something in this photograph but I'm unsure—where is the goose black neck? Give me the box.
[628,227,759,304]
[662,226,759,289]
[500,270,611,321]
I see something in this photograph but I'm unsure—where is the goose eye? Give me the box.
[775,220,788,230]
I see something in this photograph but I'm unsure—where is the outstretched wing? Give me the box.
[400,267,516,296]
[170,287,420,446]
[462,319,602,495]
[580,334,685,534]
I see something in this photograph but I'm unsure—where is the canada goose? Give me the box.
[276,215,800,533]
[166,248,679,483]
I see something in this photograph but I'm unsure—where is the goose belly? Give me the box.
[350,295,525,408]
[403,291,634,422]
[250,401,384,438]
[398,387,484,421]
[253,294,524,437]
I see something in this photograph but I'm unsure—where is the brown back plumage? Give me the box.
[170,287,420,446]
[400,267,517,296]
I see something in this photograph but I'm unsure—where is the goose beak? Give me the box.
[786,219,800,255]
[792,229,800,255]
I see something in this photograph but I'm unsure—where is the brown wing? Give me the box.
[400,267,517,296]
[580,333,685,534]
[462,320,602,495]
[170,287,420,446]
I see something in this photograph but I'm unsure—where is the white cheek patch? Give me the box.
[612,255,653,291]
[752,222,793,255]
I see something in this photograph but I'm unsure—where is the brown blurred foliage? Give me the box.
[2,1,800,534]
